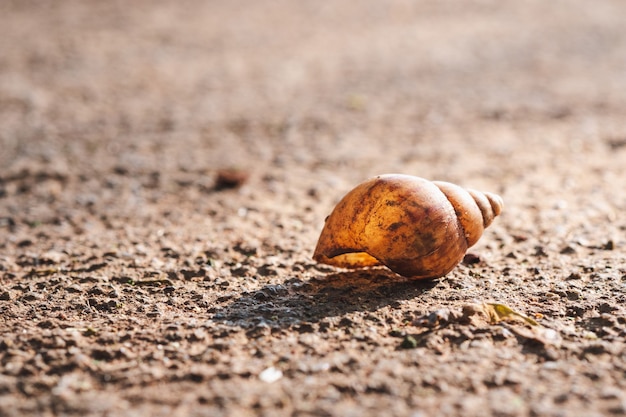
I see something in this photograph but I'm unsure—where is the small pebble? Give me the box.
[259,366,283,383]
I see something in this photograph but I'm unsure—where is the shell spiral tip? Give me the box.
[485,192,504,217]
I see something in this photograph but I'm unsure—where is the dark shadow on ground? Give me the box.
[211,267,439,329]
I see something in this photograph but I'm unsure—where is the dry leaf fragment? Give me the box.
[461,303,538,326]
[484,303,539,326]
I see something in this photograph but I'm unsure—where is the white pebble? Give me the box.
[259,366,283,383]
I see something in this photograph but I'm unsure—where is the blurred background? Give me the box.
[1,0,625,248]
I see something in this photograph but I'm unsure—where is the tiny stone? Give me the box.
[400,335,418,349]
[214,169,249,190]
[389,328,405,337]
[602,240,614,250]
[462,253,481,265]
[565,290,581,301]
[259,366,283,383]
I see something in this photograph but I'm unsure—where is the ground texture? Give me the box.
[1,1,626,416]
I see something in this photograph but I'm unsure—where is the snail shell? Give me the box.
[313,174,503,279]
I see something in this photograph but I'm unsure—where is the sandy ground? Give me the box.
[1,1,626,416]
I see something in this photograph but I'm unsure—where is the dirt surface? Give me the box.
[1,1,626,416]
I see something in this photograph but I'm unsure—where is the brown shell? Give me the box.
[313,174,503,279]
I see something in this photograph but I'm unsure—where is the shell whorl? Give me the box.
[468,190,503,228]
[433,181,503,248]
